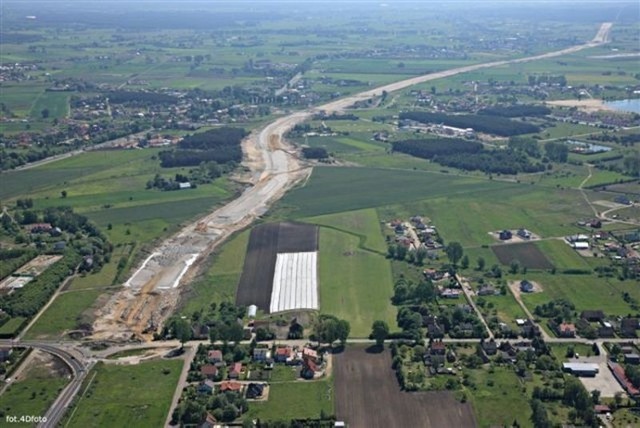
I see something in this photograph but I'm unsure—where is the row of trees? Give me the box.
[400,111,540,136]
[158,127,246,168]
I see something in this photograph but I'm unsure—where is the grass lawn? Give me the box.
[0,317,27,336]
[477,294,528,330]
[66,360,182,428]
[23,290,102,340]
[0,362,69,427]
[549,343,595,362]
[178,229,250,316]
[245,378,333,421]
[318,227,395,338]
[305,208,387,253]
[466,366,532,428]
[520,273,633,316]
[535,239,591,271]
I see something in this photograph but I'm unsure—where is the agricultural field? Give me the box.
[334,347,476,428]
[236,222,318,312]
[318,228,395,338]
[65,360,182,428]
[534,240,591,271]
[492,243,554,270]
[305,208,388,254]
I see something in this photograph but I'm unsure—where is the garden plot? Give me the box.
[270,252,319,313]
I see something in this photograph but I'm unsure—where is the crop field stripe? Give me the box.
[491,242,554,269]
[270,252,318,312]
[237,222,319,312]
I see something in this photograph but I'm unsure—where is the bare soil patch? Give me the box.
[334,347,476,428]
[492,242,553,270]
[236,222,319,312]
[546,99,614,113]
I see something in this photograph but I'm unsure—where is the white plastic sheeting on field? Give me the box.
[270,252,318,313]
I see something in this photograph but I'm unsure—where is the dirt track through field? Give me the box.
[334,347,476,428]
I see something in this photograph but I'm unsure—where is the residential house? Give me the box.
[274,346,293,363]
[301,358,318,380]
[253,347,272,362]
[208,350,223,364]
[428,341,446,368]
[594,405,611,414]
[580,310,605,322]
[517,228,532,239]
[477,285,497,296]
[229,362,243,379]
[620,318,639,338]
[0,347,13,362]
[302,347,318,363]
[625,353,640,365]
[520,319,537,338]
[520,280,534,293]
[481,339,498,356]
[423,315,444,339]
[191,323,210,340]
[197,380,216,394]
[219,381,243,392]
[558,323,576,338]
[200,412,218,428]
[200,364,219,380]
[246,383,265,399]
[441,288,461,299]
[27,223,52,234]
[498,230,512,240]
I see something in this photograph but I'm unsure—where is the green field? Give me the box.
[245,378,333,421]
[178,229,250,316]
[467,367,532,428]
[66,360,182,428]
[535,239,591,270]
[318,227,395,338]
[30,91,70,120]
[280,166,521,218]
[306,208,387,253]
[23,290,103,340]
[520,273,637,316]
[0,360,69,427]
[0,317,27,336]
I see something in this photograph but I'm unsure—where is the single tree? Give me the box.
[371,320,390,347]
[172,318,191,349]
[445,242,464,267]
[461,254,469,269]
[477,256,486,271]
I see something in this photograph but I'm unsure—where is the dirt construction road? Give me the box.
[92,23,612,341]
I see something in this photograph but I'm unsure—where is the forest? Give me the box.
[159,127,246,168]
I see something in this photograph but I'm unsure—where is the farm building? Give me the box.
[609,362,640,395]
[178,182,192,189]
[562,362,599,377]
[441,288,461,299]
[573,241,590,250]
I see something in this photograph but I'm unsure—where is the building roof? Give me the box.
[431,341,446,351]
[220,381,243,392]
[208,350,222,359]
[560,323,576,332]
[563,362,599,373]
[230,362,242,373]
[275,347,292,356]
[200,364,218,376]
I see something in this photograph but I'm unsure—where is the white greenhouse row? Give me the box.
[269,251,319,313]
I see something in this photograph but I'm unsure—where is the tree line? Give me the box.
[400,111,540,136]
[479,105,551,118]
[158,127,246,168]
[392,138,546,175]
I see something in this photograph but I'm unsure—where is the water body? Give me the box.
[605,98,640,113]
